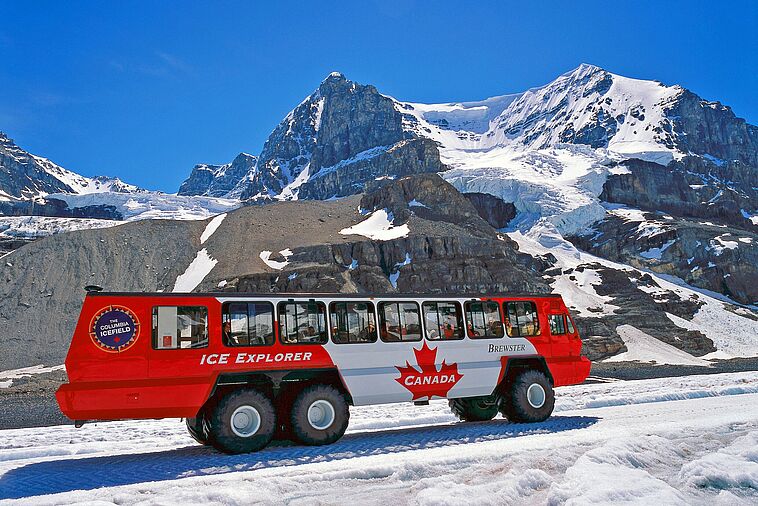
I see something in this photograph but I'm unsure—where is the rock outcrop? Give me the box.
[178,153,257,197]
[234,175,550,295]
[572,210,758,305]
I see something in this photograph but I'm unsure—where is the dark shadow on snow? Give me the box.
[0,416,599,499]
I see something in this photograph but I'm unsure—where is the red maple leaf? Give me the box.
[395,341,463,400]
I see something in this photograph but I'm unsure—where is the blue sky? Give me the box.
[1,0,756,192]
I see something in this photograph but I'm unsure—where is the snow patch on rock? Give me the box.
[173,248,218,292]
[200,213,227,244]
[604,325,710,366]
[340,209,410,241]
[259,249,293,270]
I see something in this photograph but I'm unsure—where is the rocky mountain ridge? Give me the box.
[0,132,142,202]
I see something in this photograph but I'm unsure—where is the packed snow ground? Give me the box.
[1,372,756,504]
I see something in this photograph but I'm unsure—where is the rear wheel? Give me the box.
[185,416,210,445]
[208,388,276,454]
[500,370,554,423]
[449,396,499,422]
[290,384,349,446]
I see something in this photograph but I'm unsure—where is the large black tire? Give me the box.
[290,384,349,446]
[208,388,276,454]
[185,416,210,445]
[449,396,499,422]
[500,370,555,423]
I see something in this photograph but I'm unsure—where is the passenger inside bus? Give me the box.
[222,321,232,343]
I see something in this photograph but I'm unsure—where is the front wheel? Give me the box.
[449,396,499,422]
[500,370,555,423]
[208,388,276,454]
[290,384,349,446]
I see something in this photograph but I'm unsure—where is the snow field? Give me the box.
[200,213,227,244]
[1,372,757,504]
[51,192,241,222]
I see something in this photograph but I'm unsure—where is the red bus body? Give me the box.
[56,292,590,423]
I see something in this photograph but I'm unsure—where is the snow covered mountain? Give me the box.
[400,64,756,232]
[0,131,143,201]
[0,131,242,253]
[403,64,684,161]
[179,65,755,219]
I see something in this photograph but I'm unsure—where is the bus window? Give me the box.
[152,306,208,349]
[423,301,464,340]
[566,314,576,334]
[504,301,540,337]
[222,302,274,346]
[378,302,422,342]
[330,302,377,344]
[548,314,567,335]
[278,301,328,344]
[464,301,504,338]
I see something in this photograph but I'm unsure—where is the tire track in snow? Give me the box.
[0,416,597,500]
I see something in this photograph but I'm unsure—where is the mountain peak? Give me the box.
[561,63,606,80]
[321,71,347,85]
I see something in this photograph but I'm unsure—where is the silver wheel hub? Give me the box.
[231,405,261,437]
[307,399,336,430]
[526,383,546,409]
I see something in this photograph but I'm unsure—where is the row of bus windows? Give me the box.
[151,301,575,350]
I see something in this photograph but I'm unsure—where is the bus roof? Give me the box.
[88,291,562,299]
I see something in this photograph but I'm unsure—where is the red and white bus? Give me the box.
[56,290,590,453]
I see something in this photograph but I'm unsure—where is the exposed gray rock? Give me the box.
[602,159,757,230]
[572,210,758,305]
[233,175,549,295]
[178,153,257,197]
[0,219,202,371]
[463,193,517,229]
[564,263,715,360]
[667,90,758,167]
[298,138,445,200]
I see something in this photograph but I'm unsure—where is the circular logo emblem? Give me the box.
[89,305,140,353]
